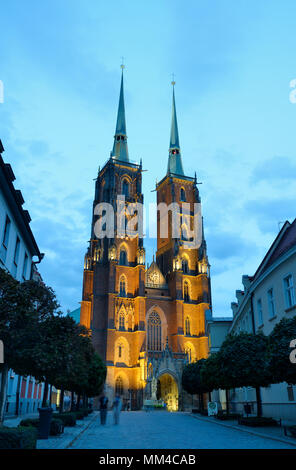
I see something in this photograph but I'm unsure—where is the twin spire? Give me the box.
[111,66,129,162]
[111,68,184,176]
[167,81,184,176]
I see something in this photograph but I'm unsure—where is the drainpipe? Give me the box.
[250,291,262,417]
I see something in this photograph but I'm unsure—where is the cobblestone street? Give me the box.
[67,411,295,449]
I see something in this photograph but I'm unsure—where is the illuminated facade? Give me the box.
[80,71,211,411]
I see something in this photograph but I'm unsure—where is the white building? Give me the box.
[209,219,296,421]
[0,139,46,416]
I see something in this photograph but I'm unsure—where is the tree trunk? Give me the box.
[199,393,204,412]
[71,391,75,412]
[255,386,262,417]
[42,379,49,408]
[225,389,230,415]
[82,394,87,409]
[49,384,52,407]
[0,365,9,425]
[59,388,64,414]
[198,393,202,411]
[77,394,81,410]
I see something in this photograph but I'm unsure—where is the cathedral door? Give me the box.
[158,373,179,411]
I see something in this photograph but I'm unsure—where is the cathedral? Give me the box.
[80,68,211,411]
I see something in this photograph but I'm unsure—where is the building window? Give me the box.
[257,299,263,326]
[283,275,295,309]
[287,385,294,402]
[118,345,122,358]
[147,311,162,351]
[0,215,11,263]
[267,288,276,319]
[183,281,190,302]
[180,188,186,202]
[185,344,195,363]
[115,376,124,396]
[182,258,188,274]
[181,224,189,241]
[122,180,129,198]
[11,236,20,277]
[119,249,127,266]
[119,277,126,297]
[3,215,11,248]
[119,313,125,331]
[185,317,190,336]
[22,253,28,280]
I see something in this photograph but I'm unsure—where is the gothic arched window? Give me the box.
[147,311,162,351]
[119,312,125,330]
[119,276,126,297]
[185,317,191,336]
[180,187,186,202]
[184,281,190,302]
[182,258,188,273]
[181,224,190,241]
[115,376,124,396]
[122,179,129,198]
[119,249,127,266]
[186,347,192,363]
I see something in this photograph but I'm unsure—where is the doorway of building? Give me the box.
[157,373,179,411]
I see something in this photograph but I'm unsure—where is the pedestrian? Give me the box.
[99,394,108,425]
[113,394,122,425]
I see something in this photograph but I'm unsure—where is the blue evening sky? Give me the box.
[0,0,296,315]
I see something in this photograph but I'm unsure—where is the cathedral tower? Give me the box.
[80,68,147,408]
[153,82,211,365]
[80,73,211,411]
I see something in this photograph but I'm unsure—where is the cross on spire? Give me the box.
[111,65,129,162]
[167,78,184,176]
[171,73,176,86]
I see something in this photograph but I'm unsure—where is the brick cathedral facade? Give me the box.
[80,70,211,411]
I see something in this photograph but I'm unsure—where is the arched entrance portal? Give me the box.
[157,373,179,411]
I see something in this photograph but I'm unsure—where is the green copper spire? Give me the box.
[167,81,184,176]
[111,65,129,162]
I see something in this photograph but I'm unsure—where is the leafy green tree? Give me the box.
[52,319,89,412]
[16,315,93,408]
[203,333,271,416]
[200,353,227,411]
[53,321,106,411]
[182,359,208,411]
[83,351,106,398]
[0,268,60,424]
[268,317,296,385]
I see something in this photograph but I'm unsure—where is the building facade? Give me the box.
[80,72,211,410]
[209,219,296,421]
[0,139,46,416]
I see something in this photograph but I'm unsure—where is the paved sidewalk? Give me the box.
[37,411,99,449]
[190,413,296,447]
[3,410,100,449]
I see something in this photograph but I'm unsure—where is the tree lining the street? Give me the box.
[184,329,290,417]
[0,268,60,424]
[182,359,210,411]
[209,332,271,417]
[0,268,106,423]
[267,317,296,385]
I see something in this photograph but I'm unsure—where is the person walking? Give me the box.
[99,394,108,425]
[113,394,122,425]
